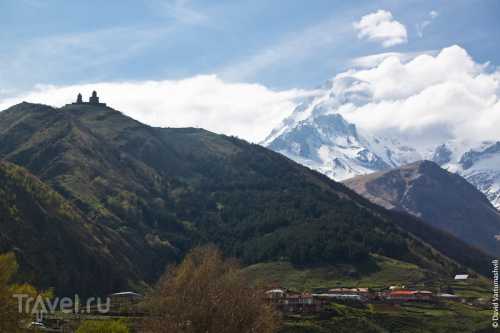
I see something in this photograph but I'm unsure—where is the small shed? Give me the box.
[109,291,144,305]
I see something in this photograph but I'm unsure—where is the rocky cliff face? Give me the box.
[344,160,500,256]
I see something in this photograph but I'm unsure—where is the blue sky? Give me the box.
[1,0,499,94]
[1,1,499,144]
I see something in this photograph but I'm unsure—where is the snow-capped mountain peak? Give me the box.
[264,74,500,210]
[436,141,500,209]
[261,75,372,147]
[266,106,422,181]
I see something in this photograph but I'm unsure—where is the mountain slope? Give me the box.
[344,160,500,256]
[0,102,491,294]
[0,160,144,296]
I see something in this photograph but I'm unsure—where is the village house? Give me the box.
[109,291,144,310]
[265,285,438,313]
[454,274,469,280]
[312,293,364,302]
[264,289,322,313]
[328,287,371,299]
[264,289,286,305]
[435,293,460,301]
[283,292,321,313]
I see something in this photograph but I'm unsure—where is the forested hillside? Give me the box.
[0,102,491,294]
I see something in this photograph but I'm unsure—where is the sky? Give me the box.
[0,0,499,142]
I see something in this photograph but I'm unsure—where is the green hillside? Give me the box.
[243,255,428,291]
[280,301,490,333]
[243,257,490,332]
[0,102,491,295]
[0,160,146,296]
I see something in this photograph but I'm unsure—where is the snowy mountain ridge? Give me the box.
[263,75,500,210]
[440,141,500,209]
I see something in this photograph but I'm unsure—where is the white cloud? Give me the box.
[416,21,431,38]
[416,10,439,38]
[0,75,312,143]
[331,45,500,147]
[353,10,408,48]
[429,10,439,19]
[350,50,438,68]
[3,44,497,151]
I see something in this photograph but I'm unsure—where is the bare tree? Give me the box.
[142,245,280,333]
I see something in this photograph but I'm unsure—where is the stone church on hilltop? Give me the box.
[73,91,107,106]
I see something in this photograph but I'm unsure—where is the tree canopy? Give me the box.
[142,245,280,333]
[0,252,41,332]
